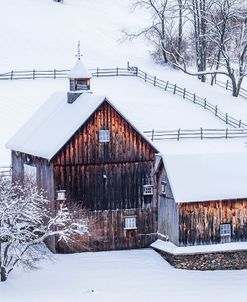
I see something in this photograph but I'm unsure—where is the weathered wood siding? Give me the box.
[11,151,55,200]
[156,164,179,245]
[179,200,247,246]
[56,208,158,252]
[52,100,156,210]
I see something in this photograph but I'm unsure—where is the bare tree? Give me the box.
[0,177,87,282]
[166,0,247,96]
[124,0,187,65]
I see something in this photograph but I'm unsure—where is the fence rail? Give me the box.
[0,64,246,129]
[144,128,247,141]
[213,77,247,100]
[0,67,136,80]
[0,166,12,177]
[132,66,247,129]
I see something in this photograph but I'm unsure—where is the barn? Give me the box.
[6,58,247,255]
[6,59,158,252]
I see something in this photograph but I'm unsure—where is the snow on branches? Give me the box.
[0,177,87,282]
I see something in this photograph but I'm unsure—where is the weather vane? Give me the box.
[76,40,83,60]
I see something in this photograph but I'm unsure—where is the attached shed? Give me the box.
[155,149,247,246]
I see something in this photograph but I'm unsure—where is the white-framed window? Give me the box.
[124,216,137,230]
[99,130,110,143]
[75,219,89,233]
[143,185,153,196]
[161,180,167,195]
[220,223,231,243]
[24,164,37,184]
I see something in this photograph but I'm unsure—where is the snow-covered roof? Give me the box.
[67,60,92,79]
[6,92,106,159]
[6,91,155,160]
[162,151,247,203]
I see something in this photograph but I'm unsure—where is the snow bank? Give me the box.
[151,239,247,255]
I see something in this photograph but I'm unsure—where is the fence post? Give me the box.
[116,67,119,76]
[97,67,99,77]
[54,69,56,79]
[226,128,228,139]
[226,113,228,124]
[226,80,229,90]
[193,93,196,103]
[183,88,186,99]
[177,128,180,141]
[135,67,138,76]
[145,73,147,82]
[154,76,156,86]
[239,120,242,128]
[10,70,13,80]
[201,128,203,140]
[165,81,169,91]
[151,129,155,141]
[33,69,35,80]
[215,105,218,116]
[174,84,177,95]
[127,61,130,70]
[204,98,207,109]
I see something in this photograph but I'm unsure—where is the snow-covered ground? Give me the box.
[1,249,247,302]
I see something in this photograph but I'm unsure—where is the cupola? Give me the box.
[67,42,92,103]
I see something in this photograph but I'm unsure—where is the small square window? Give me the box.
[143,185,153,195]
[124,216,137,230]
[161,181,167,195]
[220,223,231,243]
[99,130,110,143]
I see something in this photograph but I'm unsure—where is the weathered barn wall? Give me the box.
[52,100,156,210]
[56,208,157,253]
[11,151,55,200]
[155,164,179,245]
[179,200,247,246]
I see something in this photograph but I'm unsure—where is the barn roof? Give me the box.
[67,60,92,79]
[6,92,156,160]
[161,150,247,203]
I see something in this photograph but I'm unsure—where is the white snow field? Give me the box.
[1,249,247,302]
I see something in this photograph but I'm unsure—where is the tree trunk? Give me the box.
[0,267,7,282]
[230,76,238,97]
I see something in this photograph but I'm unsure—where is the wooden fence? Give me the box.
[213,77,247,100]
[0,166,12,177]
[131,66,247,129]
[144,128,247,141]
[0,67,136,80]
[0,64,246,129]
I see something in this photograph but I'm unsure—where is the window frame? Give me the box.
[124,216,137,230]
[161,180,167,195]
[143,184,153,196]
[99,129,111,143]
[220,223,231,243]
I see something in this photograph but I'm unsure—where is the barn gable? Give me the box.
[52,99,157,210]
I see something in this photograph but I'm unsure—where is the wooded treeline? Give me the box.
[127,0,247,96]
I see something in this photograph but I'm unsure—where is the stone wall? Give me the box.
[153,248,247,270]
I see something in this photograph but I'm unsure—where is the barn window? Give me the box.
[143,185,153,195]
[99,130,110,142]
[124,216,137,230]
[220,223,231,243]
[75,219,89,233]
[161,180,167,195]
[24,164,37,184]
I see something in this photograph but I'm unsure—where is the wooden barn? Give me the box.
[6,59,158,252]
[6,58,247,254]
[154,150,247,247]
